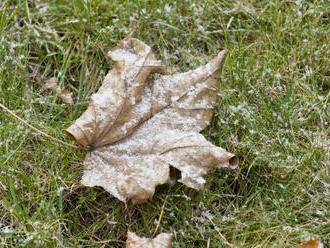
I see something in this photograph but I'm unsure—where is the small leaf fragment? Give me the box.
[126,232,172,248]
[43,77,74,105]
[58,88,74,105]
[42,77,58,91]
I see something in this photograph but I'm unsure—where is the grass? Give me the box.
[0,0,329,247]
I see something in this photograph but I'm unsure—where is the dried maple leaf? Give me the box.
[66,38,237,204]
[126,232,172,248]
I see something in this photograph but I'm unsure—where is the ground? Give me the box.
[0,0,329,247]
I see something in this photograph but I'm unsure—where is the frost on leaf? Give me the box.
[126,232,172,248]
[66,38,237,204]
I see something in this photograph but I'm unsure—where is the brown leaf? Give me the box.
[42,77,58,92]
[126,232,172,248]
[298,240,324,248]
[66,38,237,204]
[58,88,74,105]
[43,77,74,105]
